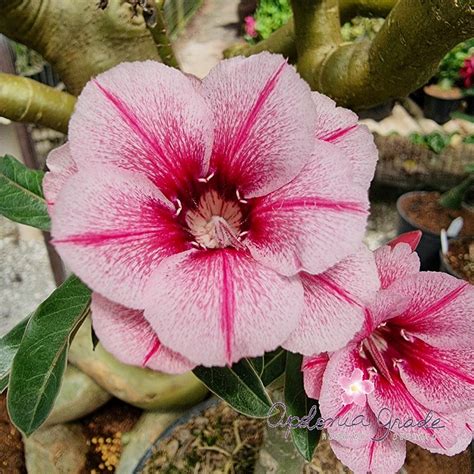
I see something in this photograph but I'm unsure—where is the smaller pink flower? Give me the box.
[338,368,374,407]
[244,16,257,37]
[460,55,474,89]
[302,231,474,473]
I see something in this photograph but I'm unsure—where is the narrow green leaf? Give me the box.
[247,355,264,375]
[261,348,287,386]
[284,352,321,462]
[0,155,50,230]
[193,359,272,418]
[7,276,91,435]
[0,316,30,393]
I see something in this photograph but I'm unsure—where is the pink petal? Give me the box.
[284,246,379,354]
[338,375,353,391]
[367,373,466,452]
[330,432,406,474]
[387,231,422,251]
[429,425,473,455]
[312,91,378,189]
[201,53,317,198]
[397,338,474,413]
[247,141,369,276]
[374,242,420,289]
[91,293,194,374]
[351,368,364,383]
[43,144,78,213]
[361,380,374,394]
[319,347,378,448]
[303,352,329,399]
[364,288,411,333]
[352,392,368,407]
[389,272,474,350]
[52,166,189,309]
[143,249,304,367]
[68,61,213,199]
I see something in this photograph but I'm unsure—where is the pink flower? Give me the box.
[244,16,257,38]
[460,55,474,89]
[45,53,376,369]
[339,368,374,407]
[303,232,474,473]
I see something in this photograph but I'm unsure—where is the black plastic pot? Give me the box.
[396,192,442,271]
[423,87,462,124]
[133,397,216,473]
[466,95,474,116]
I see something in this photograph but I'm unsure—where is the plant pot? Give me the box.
[439,237,473,283]
[397,195,441,270]
[356,100,394,121]
[465,95,474,116]
[396,191,474,270]
[423,85,463,124]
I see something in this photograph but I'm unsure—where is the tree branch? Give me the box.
[147,0,180,69]
[224,21,297,60]
[0,73,76,133]
[318,0,474,108]
[0,0,161,96]
[224,0,396,60]
[291,0,342,85]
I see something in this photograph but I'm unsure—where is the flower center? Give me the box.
[359,323,408,385]
[349,382,362,393]
[185,189,244,249]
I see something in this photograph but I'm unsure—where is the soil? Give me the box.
[81,398,142,473]
[442,238,474,283]
[424,84,463,100]
[404,442,472,474]
[399,192,474,236]
[142,401,264,473]
[0,393,26,473]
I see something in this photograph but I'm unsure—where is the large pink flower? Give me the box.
[303,233,474,473]
[45,53,376,368]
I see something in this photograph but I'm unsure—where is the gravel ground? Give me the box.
[0,216,55,336]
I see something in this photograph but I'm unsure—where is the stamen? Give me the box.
[367,366,378,378]
[175,198,183,216]
[239,230,249,238]
[198,171,215,183]
[392,358,404,369]
[359,344,367,359]
[191,241,201,249]
[400,328,413,342]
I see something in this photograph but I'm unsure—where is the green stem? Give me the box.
[0,73,76,133]
[318,0,474,108]
[224,0,396,60]
[439,175,474,210]
[148,1,180,69]
[224,20,297,61]
[291,0,342,86]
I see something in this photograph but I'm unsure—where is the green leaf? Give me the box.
[284,352,321,462]
[247,355,264,375]
[193,359,272,418]
[7,276,91,435]
[0,155,50,230]
[261,348,287,386]
[0,316,30,393]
